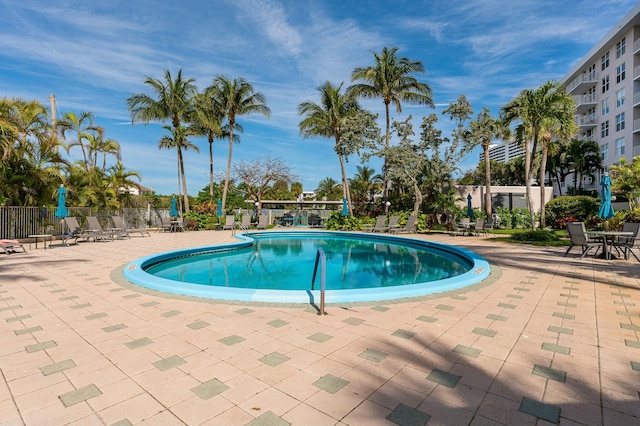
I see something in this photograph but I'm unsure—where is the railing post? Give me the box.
[311,248,327,315]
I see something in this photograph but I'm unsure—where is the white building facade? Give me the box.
[560,3,640,193]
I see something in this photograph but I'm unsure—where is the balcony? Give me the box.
[577,113,597,128]
[634,144,640,157]
[635,65,640,81]
[634,118,640,133]
[634,38,640,54]
[574,93,597,113]
[634,91,640,107]
[566,70,598,94]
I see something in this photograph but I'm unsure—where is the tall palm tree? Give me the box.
[501,80,576,230]
[127,69,196,212]
[315,177,341,201]
[467,107,506,217]
[191,92,224,201]
[58,111,99,169]
[206,75,270,213]
[158,125,199,212]
[298,82,360,214]
[348,46,434,200]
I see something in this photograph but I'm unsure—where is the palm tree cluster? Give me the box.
[127,70,270,215]
[0,97,139,210]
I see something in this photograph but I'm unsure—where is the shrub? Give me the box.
[545,196,599,228]
[323,212,363,231]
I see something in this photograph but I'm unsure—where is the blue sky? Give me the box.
[1,0,635,196]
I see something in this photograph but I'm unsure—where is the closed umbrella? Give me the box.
[598,173,615,219]
[170,197,178,218]
[55,185,69,245]
[217,199,223,217]
[466,194,474,219]
[341,198,348,216]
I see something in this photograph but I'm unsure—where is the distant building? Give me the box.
[560,3,640,193]
[119,183,155,196]
[479,141,526,163]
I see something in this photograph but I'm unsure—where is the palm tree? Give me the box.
[158,125,199,212]
[298,82,361,214]
[315,177,341,201]
[206,75,270,213]
[467,107,506,217]
[501,80,576,230]
[127,69,196,212]
[58,111,99,170]
[191,92,224,201]
[563,138,602,193]
[348,46,434,201]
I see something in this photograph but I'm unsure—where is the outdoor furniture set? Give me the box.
[564,221,640,261]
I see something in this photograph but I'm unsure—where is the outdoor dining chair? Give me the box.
[564,222,603,258]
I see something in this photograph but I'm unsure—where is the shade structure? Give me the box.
[217,199,222,217]
[598,174,615,219]
[341,198,348,216]
[466,194,474,218]
[170,197,179,218]
[55,185,68,219]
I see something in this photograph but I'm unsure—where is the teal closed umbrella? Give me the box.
[466,194,474,219]
[55,185,68,219]
[341,198,348,216]
[170,197,179,218]
[598,174,615,219]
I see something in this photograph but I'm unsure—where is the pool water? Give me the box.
[145,233,473,291]
[123,231,491,303]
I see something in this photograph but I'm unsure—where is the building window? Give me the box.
[615,137,625,156]
[602,75,609,93]
[601,98,609,115]
[601,52,609,70]
[601,120,609,138]
[616,63,626,83]
[616,37,626,58]
[616,112,625,131]
[616,88,625,108]
[601,143,608,161]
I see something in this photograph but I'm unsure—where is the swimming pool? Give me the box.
[123,231,491,303]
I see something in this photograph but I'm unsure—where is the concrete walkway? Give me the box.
[0,230,639,425]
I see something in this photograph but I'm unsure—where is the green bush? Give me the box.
[494,207,530,229]
[324,212,364,231]
[545,196,599,228]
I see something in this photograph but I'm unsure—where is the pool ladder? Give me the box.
[311,248,327,315]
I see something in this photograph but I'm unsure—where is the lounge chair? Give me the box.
[63,217,94,243]
[111,216,149,237]
[390,215,417,233]
[368,215,388,232]
[85,216,115,241]
[385,215,400,232]
[256,214,269,230]
[0,239,26,254]
[564,222,602,258]
[613,222,640,261]
[222,215,235,230]
[238,215,251,231]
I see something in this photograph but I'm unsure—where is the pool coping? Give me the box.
[121,231,492,304]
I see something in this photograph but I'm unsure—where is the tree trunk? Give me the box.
[539,143,548,228]
[483,143,492,217]
[383,101,391,203]
[338,154,350,214]
[412,180,422,217]
[221,127,234,214]
[524,139,535,230]
[178,147,190,213]
[208,136,214,201]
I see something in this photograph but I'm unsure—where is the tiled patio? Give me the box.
[1,229,639,425]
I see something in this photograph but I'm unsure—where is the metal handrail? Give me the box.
[311,247,327,315]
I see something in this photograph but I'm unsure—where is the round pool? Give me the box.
[122,231,490,303]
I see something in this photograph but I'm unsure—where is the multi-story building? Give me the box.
[479,141,526,163]
[561,3,640,193]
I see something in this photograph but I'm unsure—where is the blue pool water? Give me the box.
[123,231,491,303]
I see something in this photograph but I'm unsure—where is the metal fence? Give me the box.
[0,206,171,239]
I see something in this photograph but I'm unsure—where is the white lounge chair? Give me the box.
[111,216,149,237]
[222,215,235,230]
[0,239,26,254]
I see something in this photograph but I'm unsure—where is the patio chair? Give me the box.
[613,222,640,261]
[238,215,251,231]
[368,215,388,232]
[222,215,235,230]
[389,215,417,234]
[0,239,26,254]
[63,217,93,243]
[386,215,400,232]
[454,218,471,236]
[482,218,495,236]
[86,216,116,241]
[256,214,269,230]
[111,216,149,237]
[564,222,602,258]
